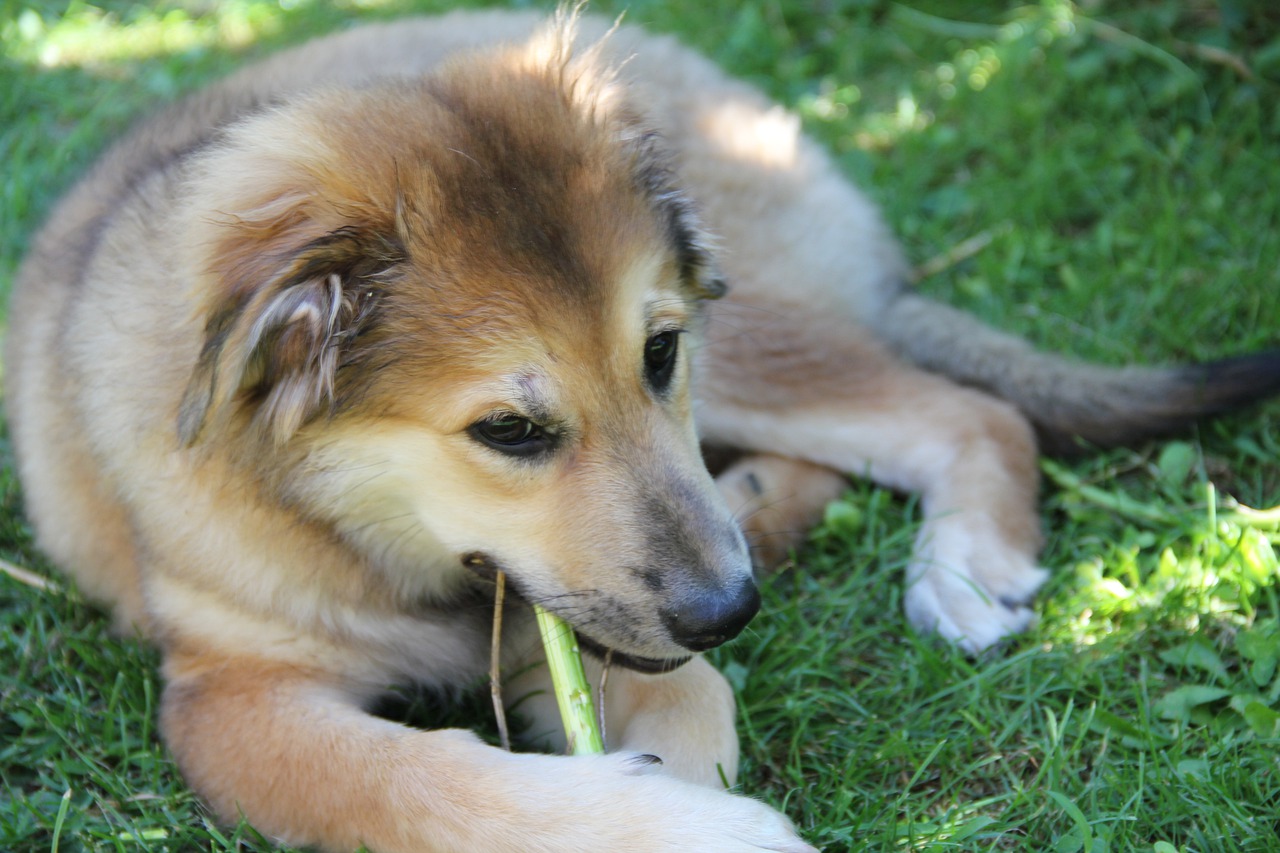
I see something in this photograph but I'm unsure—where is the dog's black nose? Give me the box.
[662,578,761,652]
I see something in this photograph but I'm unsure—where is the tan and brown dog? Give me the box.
[7,8,1278,852]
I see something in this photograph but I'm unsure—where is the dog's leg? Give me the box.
[162,652,814,853]
[714,454,848,570]
[698,304,1046,652]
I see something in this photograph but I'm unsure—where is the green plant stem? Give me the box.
[533,604,605,755]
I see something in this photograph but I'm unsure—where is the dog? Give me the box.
[7,8,1279,852]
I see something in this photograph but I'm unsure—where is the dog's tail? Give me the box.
[876,290,1280,454]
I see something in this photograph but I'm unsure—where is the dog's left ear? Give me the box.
[628,130,726,301]
[178,226,402,446]
[662,192,726,301]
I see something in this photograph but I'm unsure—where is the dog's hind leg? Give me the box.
[713,454,848,570]
[697,301,1047,652]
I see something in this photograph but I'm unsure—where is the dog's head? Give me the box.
[176,21,757,669]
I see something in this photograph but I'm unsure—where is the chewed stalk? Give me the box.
[533,604,605,755]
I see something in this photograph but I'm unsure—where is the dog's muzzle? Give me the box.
[461,551,757,669]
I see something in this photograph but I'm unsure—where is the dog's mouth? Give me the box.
[462,551,694,674]
[574,632,693,674]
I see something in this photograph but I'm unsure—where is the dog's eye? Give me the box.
[469,415,549,457]
[645,331,680,391]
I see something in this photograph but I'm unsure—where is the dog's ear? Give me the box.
[628,130,726,301]
[178,226,402,446]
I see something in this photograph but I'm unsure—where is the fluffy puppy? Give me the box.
[7,8,1278,852]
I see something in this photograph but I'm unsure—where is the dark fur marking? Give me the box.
[632,567,665,592]
[420,76,601,304]
[461,551,502,583]
[642,493,712,583]
[178,223,406,445]
[630,130,723,299]
[1036,348,1280,455]
[1195,350,1280,405]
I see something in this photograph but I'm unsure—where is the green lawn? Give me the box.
[3,1,1279,850]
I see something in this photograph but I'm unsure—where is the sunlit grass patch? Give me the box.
[1043,448,1280,645]
[6,3,281,68]
[1042,448,1280,757]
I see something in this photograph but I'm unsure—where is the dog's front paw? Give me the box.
[903,517,1049,653]
[623,758,817,853]
[560,752,817,853]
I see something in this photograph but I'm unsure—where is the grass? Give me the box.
[2,0,1279,850]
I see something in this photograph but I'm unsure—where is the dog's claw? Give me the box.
[623,752,665,773]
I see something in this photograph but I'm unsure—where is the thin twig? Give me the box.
[1175,39,1254,82]
[490,570,512,751]
[596,649,612,751]
[1083,18,1210,119]
[0,558,61,593]
[913,222,1011,282]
